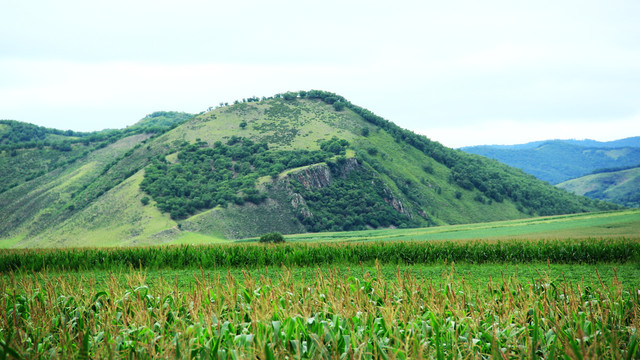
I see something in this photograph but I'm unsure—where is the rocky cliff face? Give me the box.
[292,158,361,190]
[285,158,410,222]
[382,187,409,216]
[290,193,313,219]
[292,163,333,189]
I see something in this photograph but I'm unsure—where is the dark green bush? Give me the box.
[259,232,285,243]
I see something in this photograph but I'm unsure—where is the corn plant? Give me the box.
[1,263,639,359]
[1,237,638,272]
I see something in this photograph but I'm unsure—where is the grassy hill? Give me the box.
[461,138,640,184]
[557,166,640,208]
[0,91,620,248]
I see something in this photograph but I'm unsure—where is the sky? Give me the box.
[1,0,639,148]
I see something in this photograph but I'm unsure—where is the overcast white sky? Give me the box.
[1,0,639,148]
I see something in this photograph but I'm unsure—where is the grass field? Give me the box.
[2,210,640,359]
[235,209,640,244]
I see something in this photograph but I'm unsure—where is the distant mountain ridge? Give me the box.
[0,91,618,248]
[474,137,640,150]
[461,137,640,184]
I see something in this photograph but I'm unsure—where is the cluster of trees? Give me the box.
[259,232,285,243]
[1,112,192,153]
[0,120,92,151]
[590,164,640,175]
[320,137,349,155]
[0,120,85,142]
[130,111,193,134]
[603,192,640,208]
[140,137,344,220]
[290,161,415,232]
[0,120,97,194]
[232,96,262,105]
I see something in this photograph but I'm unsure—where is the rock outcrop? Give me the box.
[293,164,332,189]
[286,157,410,221]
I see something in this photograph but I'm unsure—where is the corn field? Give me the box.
[1,237,639,272]
[2,262,639,359]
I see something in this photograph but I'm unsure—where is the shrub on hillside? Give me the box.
[259,232,285,243]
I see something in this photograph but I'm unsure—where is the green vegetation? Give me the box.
[2,93,639,358]
[0,112,192,196]
[590,162,640,175]
[0,119,89,148]
[0,91,622,247]
[281,209,640,243]
[140,137,342,220]
[2,237,638,272]
[290,160,414,232]
[2,236,639,358]
[129,111,193,134]
[5,269,640,359]
[2,207,639,358]
[462,138,640,184]
[558,166,640,208]
[259,232,285,243]
[0,142,92,194]
[271,91,617,216]
[0,112,192,152]
[0,135,175,248]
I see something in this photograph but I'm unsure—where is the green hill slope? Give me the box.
[0,91,619,248]
[0,112,193,195]
[557,167,640,208]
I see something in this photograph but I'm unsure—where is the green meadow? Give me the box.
[238,208,640,244]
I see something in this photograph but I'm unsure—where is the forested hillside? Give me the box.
[0,91,618,247]
[0,112,192,195]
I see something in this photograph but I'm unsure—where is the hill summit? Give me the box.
[0,91,619,247]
